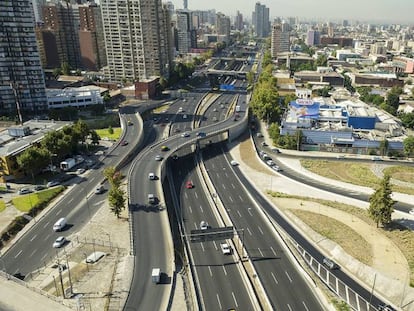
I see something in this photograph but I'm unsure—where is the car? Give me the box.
[178,107,184,112]
[120,140,128,146]
[196,132,206,138]
[200,221,209,230]
[182,114,188,119]
[271,165,282,172]
[86,251,106,264]
[212,117,218,122]
[256,132,263,138]
[148,172,155,180]
[213,108,218,112]
[47,180,60,188]
[161,145,169,151]
[323,257,339,270]
[127,120,133,126]
[33,185,45,192]
[181,132,190,138]
[172,154,179,160]
[155,155,163,161]
[174,128,181,133]
[271,148,281,154]
[18,187,32,195]
[409,209,414,215]
[266,160,275,166]
[95,185,104,194]
[76,168,86,174]
[230,160,238,166]
[186,181,194,189]
[261,141,268,147]
[53,236,67,248]
[220,242,231,255]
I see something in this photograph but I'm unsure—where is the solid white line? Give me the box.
[271,272,278,284]
[208,266,213,277]
[232,292,239,307]
[258,226,264,235]
[30,234,37,242]
[237,210,242,218]
[285,271,293,283]
[216,294,222,310]
[287,304,293,311]
[302,301,310,311]
[246,227,252,235]
[270,246,276,256]
[222,265,227,276]
[14,250,22,258]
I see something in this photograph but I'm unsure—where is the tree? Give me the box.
[368,174,395,227]
[343,74,355,93]
[108,126,114,135]
[16,147,50,181]
[61,62,70,75]
[108,187,126,218]
[403,135,414,157]
[103,166,122,188]
[90,130,100,145]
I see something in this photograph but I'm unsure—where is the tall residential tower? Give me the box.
[0,0,47,117]
[100,0,172,82]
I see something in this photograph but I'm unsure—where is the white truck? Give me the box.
[60,155,85,171]
[151,268,161,283]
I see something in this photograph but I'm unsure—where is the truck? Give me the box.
[60,155,85,171]
[151,268,161,283]
[235,105,241,112]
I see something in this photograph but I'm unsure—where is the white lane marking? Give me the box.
[232,292,239,307]
[14,250,22,258]
[222,183,226,189]
[201,243,205,252]
[29,249,37,257]
[212,163,216,169]
[270,246,276,256]
[194,222,197,229]
[213,241,218,251]
[216,294,222,310]
[199,205,204,213]
[303,301,310,311]
[258,248,264,257]
[224,172,228,178]
[229,196,233,202]
[231,183,236,189]
[41,253,47,261]
[45,233,51,240]
[285,271,293,283]
[184,192,188,199]
[56,209,62,216]
[246,227,252,236]
[67,198,74,204]
[208,266,213,277]
[43,221,50,229]
[30,234,37,242]
[287,304,293,311]
[194,191,198,199]
[188,206,193,214]
[271,272,278,284]
[222,265,227,276]
[237,210,242,218]
[248,208,253,216]
[89,176,95,183]
[258,226,264,235]
[238,195,243,201]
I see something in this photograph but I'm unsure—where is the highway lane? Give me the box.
[201,143,324,311]
[0,104,160,277]
[170,154,256,311]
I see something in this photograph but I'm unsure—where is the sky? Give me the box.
[169,0,414,24]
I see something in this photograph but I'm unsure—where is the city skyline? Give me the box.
[169,0,414,24]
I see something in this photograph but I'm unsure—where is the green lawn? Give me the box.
[12,186,64,212]
[95,127,122,141]
[0,200,6,212]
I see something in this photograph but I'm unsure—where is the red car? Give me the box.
[186,181,194,189]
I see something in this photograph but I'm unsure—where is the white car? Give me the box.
[148,172,155,180]
[230,160,238,166]
[47,180,60,188]
[266,160,275,166]
[181,132,190,138]
[76,168,86,174]
[53,236,66,248]
[409,209,414,215]
[18,187,32,195]
[155,155,163,161]
[271,165,282,172]
[200,221,209,230]
[220,242,231,255]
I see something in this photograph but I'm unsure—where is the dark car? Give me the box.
[121,140,128,146]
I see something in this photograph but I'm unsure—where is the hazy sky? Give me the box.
[169,0,414,24]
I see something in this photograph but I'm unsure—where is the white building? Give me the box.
[47,86,103,109]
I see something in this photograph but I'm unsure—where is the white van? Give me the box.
[53,217,67,232]
[151,268,161,284]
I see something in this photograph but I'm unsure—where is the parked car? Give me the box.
[53,236,67,248]
[33,185,45,192]
[47,180,60,188]
[18,187,32,195]
[76,168,86,174]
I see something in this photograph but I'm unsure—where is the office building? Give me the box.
[0,1,47,116]
[271,23,290,58]
[216,13,231,43]
[252,2,270,38]
[100,0,172,82]
[176,10,193,54]
[235,11,243,31]
[306,29,320,46]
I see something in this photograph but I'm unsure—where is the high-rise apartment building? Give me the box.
[0,0,47,116]
[252,2,269,38]
[35,1,81,69]
[216,13,231,43]
[271,23,290,58]
[176,10,192,54]
[235,11,243,31]
[306,30,320,46]
[78,3,107,71]
[100,0,172,82]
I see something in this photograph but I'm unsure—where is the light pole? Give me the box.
[105,233,112,251]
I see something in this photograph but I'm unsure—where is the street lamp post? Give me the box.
[105,233,112,251]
